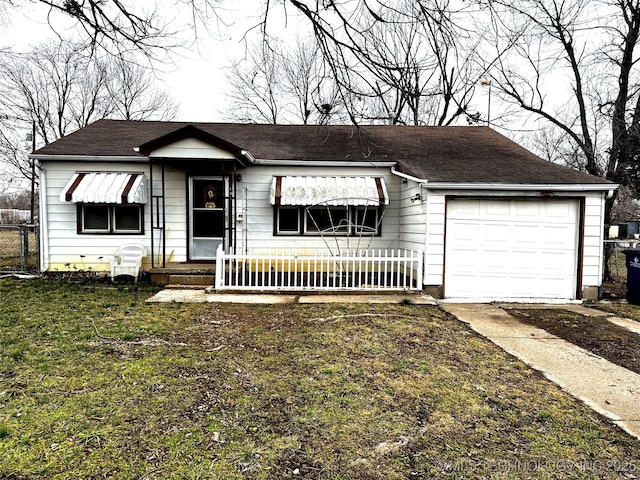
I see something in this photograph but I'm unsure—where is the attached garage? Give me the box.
[444,198,580,301]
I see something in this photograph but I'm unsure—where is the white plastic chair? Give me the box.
[111,244,146,282]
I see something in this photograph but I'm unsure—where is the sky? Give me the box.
[1,1,499,126]
[0,0,297,122]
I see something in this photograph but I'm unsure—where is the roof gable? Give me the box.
[136,124,243,159]
[143,137,238,160]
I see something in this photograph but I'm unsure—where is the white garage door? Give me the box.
[445,198,580,300]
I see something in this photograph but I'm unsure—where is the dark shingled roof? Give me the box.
[34,119,611,185]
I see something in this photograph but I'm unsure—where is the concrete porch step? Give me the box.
[167,274,215,287]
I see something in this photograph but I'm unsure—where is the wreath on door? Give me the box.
[203,185,220,208]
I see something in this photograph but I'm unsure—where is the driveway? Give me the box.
[441,303,640,440]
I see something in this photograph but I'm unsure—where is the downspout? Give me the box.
[38,163,49,272]
[149,157,154,268]
[423,189,430,289]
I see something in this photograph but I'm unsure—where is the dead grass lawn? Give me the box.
[1,280,640,479]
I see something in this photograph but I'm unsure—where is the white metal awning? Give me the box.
[60,172,147,204]
[270,176,389,206]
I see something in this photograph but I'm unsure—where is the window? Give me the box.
[276,207,301,234]
[354,207,379,235]
[82,205,110,232]
[305,207,349,235]
[274,206,381,236]
[78,204,143,234]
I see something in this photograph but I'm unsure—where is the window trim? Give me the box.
[275,206,302,235]
[112,205,144,234]
[77,203,144,235]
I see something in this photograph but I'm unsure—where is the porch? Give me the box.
[148,262,216,287]
[148,247,424,292]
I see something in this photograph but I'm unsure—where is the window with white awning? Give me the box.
[270,176,388,206]
[270,176,388,236]
[60,172,147,204]
[59,172,146,235]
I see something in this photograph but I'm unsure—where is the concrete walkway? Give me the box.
[441,303,640,440]
[146,290,437,305]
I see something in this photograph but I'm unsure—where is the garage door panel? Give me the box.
[445,198,579,300]
[513,224,540,243]
[487,201,510,216]
[542,224,576,245]
[484,223,509,241]
[509,250,538,270]
[545,201,574,219]
[539,251,575,271]
[453,201,481,215]
[515,202,539,217]
[450,222,480,243]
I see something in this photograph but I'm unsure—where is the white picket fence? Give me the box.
[215,246,424,292]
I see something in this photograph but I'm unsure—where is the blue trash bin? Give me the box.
[624,249,640,304]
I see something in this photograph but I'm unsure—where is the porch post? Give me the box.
[215,243,224,289]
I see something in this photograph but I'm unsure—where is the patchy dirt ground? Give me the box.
[506,307,640,375]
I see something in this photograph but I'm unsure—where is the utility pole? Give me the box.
[30,120,35,224]
[480,79,491,127]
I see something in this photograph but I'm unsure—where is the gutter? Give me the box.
[256,159,397,168]
[423,182,617,198]
[422,181,615,192]
[30,154,145,163]
[390,166,616,197]
[240,150,256,165]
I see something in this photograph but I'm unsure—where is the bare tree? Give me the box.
[280,39,344,124]
[5,0,189,54]
[226,38,344,124]
[226,43,284,124]
[0,39,177,187]
[478,0,640,278]
[0,41,114,145]
[106,55,179,121]
[263,0,487,126]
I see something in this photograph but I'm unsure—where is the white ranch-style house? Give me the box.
[32,120,616,301]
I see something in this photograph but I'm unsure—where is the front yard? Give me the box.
[1,280,640,479]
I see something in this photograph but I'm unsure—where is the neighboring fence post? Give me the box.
[21,226,28,271]
[0,224,39,273]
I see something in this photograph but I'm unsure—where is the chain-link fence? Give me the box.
[0,225,39,273]
[602,239,640,299]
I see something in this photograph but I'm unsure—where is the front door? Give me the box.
[189,176,228,260]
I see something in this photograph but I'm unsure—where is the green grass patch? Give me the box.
[1,279,640,479]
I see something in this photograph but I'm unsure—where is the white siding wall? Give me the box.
[150,165,187,264]
[424,193,446,286]
[582,192,606,289]
[40,161,166,273]
[41,156,608,295]
[396,181,427,253]
[238,166,401,252]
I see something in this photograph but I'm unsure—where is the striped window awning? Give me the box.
[270,176,389,206]
[60,172,147,204]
